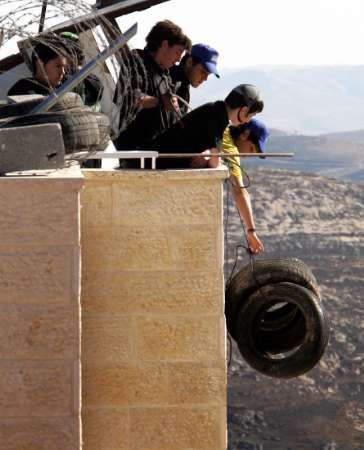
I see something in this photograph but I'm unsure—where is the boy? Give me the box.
[8,40,69,96]
[113,20,191,161]
[223,119,270,255]
[170,43,219,114]
[149,83,264,170]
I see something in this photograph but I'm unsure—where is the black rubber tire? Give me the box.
[3,111,110,153]
[235,282,330,379]
[254,306,307,354]
[0,93,85,118]
[225,258,320,339]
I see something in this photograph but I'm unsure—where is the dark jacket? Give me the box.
[150,100,229,169]
[113,49,177,151]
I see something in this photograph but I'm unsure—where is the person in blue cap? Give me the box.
[170,43,219,115]
[222,118,270,255]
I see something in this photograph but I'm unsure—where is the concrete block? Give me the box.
[81,270,224,315]
[0,304,78,359]
[129,406,226,450]
[0,417,79,450]
[0,124,65,173]
[135,316,222,362]
[82,225,220,272]
[82,407,129,450]
[82,314,133,364]
[0,246,78,305]
[0,361,74,417]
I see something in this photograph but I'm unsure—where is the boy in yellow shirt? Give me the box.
[222,118,269,255]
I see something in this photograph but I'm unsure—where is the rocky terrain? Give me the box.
[224,167,364,450]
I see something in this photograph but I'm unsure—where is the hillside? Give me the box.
[190,65,364,135]
[248,134,364,184]
[224,167,364,450]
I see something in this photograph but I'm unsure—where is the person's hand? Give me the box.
[246,232,264,255]
[190,150,211,168]
[137,95,159,109]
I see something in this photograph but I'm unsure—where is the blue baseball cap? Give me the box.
[246,118,269,153]
[191,43,219,78]
[230,118,269,154]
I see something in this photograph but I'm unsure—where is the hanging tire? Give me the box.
[225,258,320,339]
[3,110,110,153]
[0,92,85,118]
[235,282,330,378]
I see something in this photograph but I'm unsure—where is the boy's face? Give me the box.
[37,56,68,87]
[158,41,186,69]
[185,59,210,87]
[234,130,258,154]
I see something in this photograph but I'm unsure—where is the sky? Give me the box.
[1,0,364,69]
[116,0,364,69]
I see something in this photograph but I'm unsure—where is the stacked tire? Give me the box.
[0,93,110,154]
[225,258,330,378]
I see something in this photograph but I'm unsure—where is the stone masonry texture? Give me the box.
[81,169,227,450]
[0,167,83,450]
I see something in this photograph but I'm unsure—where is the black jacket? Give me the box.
[113,49,177,151]
[150,100,229,169]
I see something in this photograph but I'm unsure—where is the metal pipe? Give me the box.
[38,0,48,33]
[29,23,137,115]
[66,151,293,159]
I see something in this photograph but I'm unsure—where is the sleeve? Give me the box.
[222,127,242,179]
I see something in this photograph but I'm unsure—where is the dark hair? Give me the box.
[225,84,264,112]
[229,124,259,148]
[59,32,86,67]
[248,100,264,114]
[179,53,200,67]
[31,41,68,74]
[145,20,191,52]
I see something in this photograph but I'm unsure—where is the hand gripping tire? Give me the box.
[2,110,110,153]
[225,258,320,340]
[0,93,85,118]
[235,282,330,378]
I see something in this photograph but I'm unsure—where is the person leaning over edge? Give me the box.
[113,20,191,167]
[222,118,270,255]
[148,84,264,170]
[170,43,220,115]
[8,41,69,96]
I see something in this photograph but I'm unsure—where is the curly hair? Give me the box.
[145,20,191,53]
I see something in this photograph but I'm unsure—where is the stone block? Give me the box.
[0,246,79,305]
[82,314,133,365]
[82,225,220,272]
[82,361,225,408]
[82,363,171,407]
[81,270,224,315]
[81,181,112,228]
[82,407,129,450]
[111,179,221,227]
[129,406,226,450]
[0,417,79,450]
[0,187,79,245]
[0,361,74,417]
[0,304,78,359]
[135,316,223,362]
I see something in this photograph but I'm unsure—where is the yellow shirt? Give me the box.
[222,127,242,179]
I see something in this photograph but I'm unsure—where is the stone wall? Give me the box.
[81,169,227,450]
[0,167,83,450]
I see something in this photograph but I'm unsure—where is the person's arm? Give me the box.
[230,174,264,255]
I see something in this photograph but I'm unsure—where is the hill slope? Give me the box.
[225,167,364,450]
